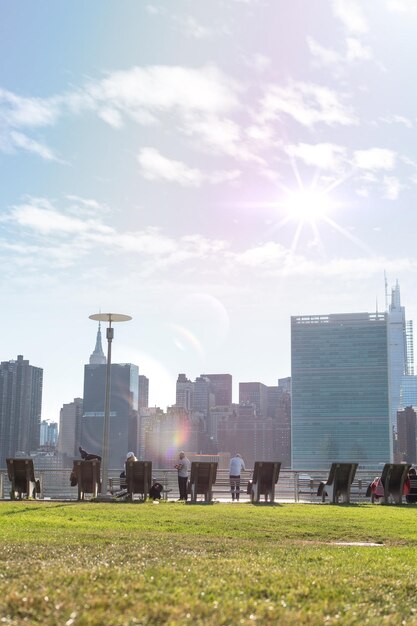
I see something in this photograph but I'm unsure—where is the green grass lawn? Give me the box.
[1,501,417,625]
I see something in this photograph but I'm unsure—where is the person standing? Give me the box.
[229,453,245,501]
[175,451,190,501]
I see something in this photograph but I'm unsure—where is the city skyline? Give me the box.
[3,2,417,421]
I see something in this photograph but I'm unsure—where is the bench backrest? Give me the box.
[326,463,358,491]
[73,459,101,493]
[380,463,410,502]
[6,458,36,489]
[252,461,281,489]
[189,462,218,493]
[126,460,152,495]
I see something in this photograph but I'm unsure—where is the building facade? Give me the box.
[396,406,416,463]
[239,382,268,418]
[201,374,232,407]
[138,375,149,408]
[80,327,139,468]
[0,355,43,467]
[291,313,391,470]
[58,397,83,463]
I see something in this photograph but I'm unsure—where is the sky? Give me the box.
[2,0,417,421]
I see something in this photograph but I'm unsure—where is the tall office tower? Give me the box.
[81,331,139,468]
[201,374,232,407]
[89,323,106,365]
[291,313,391,470]
[0,355,43,466]
[387,281,409,433]
[138,375,149,408]
[176,374,194,412]
[239,382,268,418]
[406,321,414,376]
[396,406,416,463]
[193,376,214,419]
[58,397,83,463]
[400,374,417,408]
[272,378,291,468]
[40,420,58,447]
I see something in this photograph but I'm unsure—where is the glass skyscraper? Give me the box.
[291,313,391,470]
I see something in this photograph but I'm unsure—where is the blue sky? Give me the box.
[2,0,417,420]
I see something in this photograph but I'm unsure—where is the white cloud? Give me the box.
[379,114,413,128]
[2,197,232,272]
[260,81,357,127]
[9,131,58,161]
[331,0,369,33]
[175,15,212,39]
[245,53,272,73]
[285,142,347,171]
[89,65,241,119]
[233,242,289,267]
[345,37,372,61]
[137,147,204,186]
[386,0,417,13]
[7,201,113,236]
[353,148,396,170]
[383,176,401,199]
[308,36,372,69]
[307,37,341,66]
[0,88,60,127]
[137,147,241,186]
[182,114,259,161]
[231,243,417,278]
[98,108,124,128]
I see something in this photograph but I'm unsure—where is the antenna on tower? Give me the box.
[384,270,389,311]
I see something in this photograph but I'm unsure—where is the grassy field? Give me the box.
[1,501,417,625]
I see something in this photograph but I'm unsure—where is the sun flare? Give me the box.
[284,189,333,222]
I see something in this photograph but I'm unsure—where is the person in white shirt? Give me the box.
[229,453,245,501]
[175,451,190,501]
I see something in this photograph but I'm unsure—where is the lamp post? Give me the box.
[89,312,132,493]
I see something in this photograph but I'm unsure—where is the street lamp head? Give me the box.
[89,313,132,323]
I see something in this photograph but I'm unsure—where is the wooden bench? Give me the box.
[72,459,101,500]
[367,463,411,504]
[6,458,41,500]
[250,461,281,503]
[126,460,152,501]
[317,463,358,503]
[188,462,218,503]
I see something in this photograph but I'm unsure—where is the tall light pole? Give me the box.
[89,312,132,493]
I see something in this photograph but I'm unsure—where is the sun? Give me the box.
[284,189,333,223]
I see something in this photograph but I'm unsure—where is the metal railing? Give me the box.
[0,468,379,502]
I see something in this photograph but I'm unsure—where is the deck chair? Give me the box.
[6,458,41,500]
[188,462,218,503]
[317,463,358,503]
[376,463,411,504]
[72,459,101,500]
[250,461,281,503]
[406,474,417,503]
[126,460,152,501]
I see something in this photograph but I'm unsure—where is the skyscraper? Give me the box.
[387,281,409,433]
[58,397,83,462]
[239,382,268,418]
[291,313,391,469]
[396,406,416,463]
[80,328,139,468]
[138,375,149,408]
[201,374,232,407]
[176,374,194,412]
[0,355,43,466]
